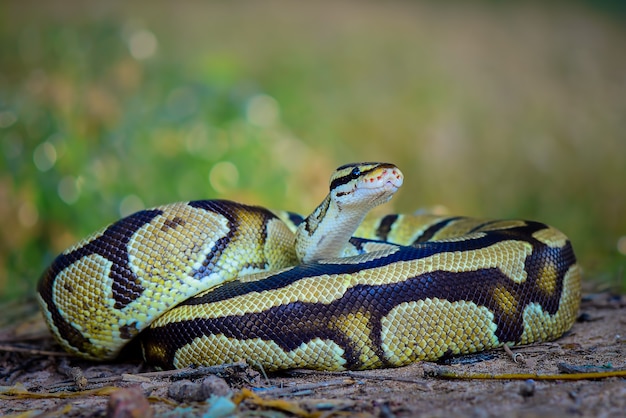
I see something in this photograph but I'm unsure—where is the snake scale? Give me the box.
[37,163,581,371]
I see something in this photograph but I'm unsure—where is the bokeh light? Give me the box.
[127,29,158,60]
[0,1,625,301]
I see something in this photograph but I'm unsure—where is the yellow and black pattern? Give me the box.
[141,220,579,370]
[37,162,581,371]
[37,200,297,360]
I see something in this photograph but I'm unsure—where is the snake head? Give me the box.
[329,162,404,209]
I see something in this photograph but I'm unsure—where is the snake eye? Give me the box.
[350,167,361,179]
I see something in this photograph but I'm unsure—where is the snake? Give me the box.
[37,162,581,371]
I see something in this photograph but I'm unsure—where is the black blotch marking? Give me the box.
[286,212,304,227]
[467,220,500,233]
[188,200,279,279]
[375,214,398,241]
[303,196,331,235]
[412,217,465,244]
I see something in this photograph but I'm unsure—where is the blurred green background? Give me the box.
[1,0,625,301]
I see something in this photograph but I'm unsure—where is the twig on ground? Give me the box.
[0,344,69,357]
[58,363,88,390]
[503,344,526,365]
[424,364,626,380]
[288,369,430,391]
[258,378,355,397]
[44,362,251,390]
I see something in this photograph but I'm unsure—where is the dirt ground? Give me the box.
[1,292,625,418]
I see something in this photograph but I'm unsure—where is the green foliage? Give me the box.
[1,1,625,300]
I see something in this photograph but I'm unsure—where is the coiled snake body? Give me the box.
[37,163,581,371]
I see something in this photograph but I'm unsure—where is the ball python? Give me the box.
[37,162,581,371]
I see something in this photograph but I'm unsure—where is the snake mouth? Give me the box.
[360,167,404,192]
[383,178,403,192]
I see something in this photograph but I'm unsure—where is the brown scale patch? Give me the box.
[120,323,140,340]
[142,340,169,366]
[161,216,186,232]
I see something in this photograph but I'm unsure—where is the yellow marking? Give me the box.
[172,335,347,371]
[341,241,401,258]
[129,203,229,283]
[263,217,297,264]
[381,299,499,365]
[328,311,382,369]
[429,232,486,243]
[141,341,169,366]
[532,227,568,248]
[431,218,489,240]
[270,210,300,233]
[477,220,527,232]
[492,284,518,316]
[357,217,524,244]
[519,264,581,345]
[536,261,558,296]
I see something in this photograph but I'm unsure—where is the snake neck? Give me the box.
[295,194,369,263]
[295,162,404,263]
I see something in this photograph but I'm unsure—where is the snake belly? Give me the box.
[142,215,580,371]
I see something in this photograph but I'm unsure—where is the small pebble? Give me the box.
[168,376,231,402]
[200,375,231,398]
[168,379,204,402]
[107,387,153,418]
[519,379,536,398]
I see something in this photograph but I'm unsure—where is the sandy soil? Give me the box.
[1,292,625,418]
